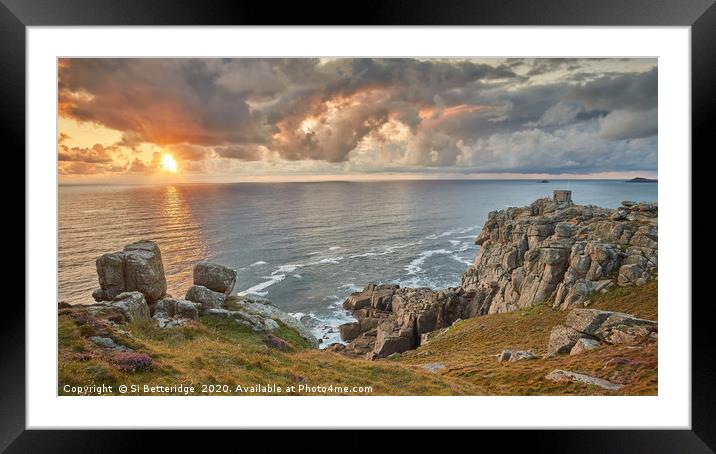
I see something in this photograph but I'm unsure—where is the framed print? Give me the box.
[6,0,712,450]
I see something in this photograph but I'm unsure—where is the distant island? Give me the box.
[539,180,550,183]
[626,177,657,183]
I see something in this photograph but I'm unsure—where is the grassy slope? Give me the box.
[58,313,482,396]
[58,281,657,396]
[394,280,658,395]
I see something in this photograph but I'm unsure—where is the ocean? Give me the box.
[58,179,657,346]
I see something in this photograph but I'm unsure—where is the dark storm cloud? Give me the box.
[321,58,517,103]
[214,144,263,161]
[571,68,657,111]
[275,101,390,162]
[524,58,582,76]
[58,58,657,175]
[59,59,275,147]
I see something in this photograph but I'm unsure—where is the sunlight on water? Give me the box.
[59,185,208,305]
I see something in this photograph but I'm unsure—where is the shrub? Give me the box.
[107,312,126,324]
[84,363,115,382]
[79,324,96,337]
[113,352,154,373]
[265,333,293,351]
[72,351,97,362]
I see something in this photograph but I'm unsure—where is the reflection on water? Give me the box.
[59,185,207,304]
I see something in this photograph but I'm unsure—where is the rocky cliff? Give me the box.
[332,191,658,359]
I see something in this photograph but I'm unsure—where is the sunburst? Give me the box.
[161,154,178,173]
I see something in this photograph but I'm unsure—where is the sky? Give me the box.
[57,58,658,183]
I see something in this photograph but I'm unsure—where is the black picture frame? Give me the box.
[4,0,709,451]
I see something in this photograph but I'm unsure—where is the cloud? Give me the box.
[58,160,125,175]
[59,59,275,147]
[127,158,151,173]
[598,109,658,140]
[127,152,165,174]
[58,143,115,163]
[167,143,210,161]
[529,101,585,127]
[58,58,658,177]
[214,145,264,161]
[455,123,657,174]
[571,68,657,112]
[274,91,391,162]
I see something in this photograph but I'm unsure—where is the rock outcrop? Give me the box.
[110,291,151,323]
[228,296,319,347]
[333,192,658,360]
[569,338,601,355]
[93,240,167,303]
[207,307,280,332]
[546,324,584,356]
[90,336,133,351]
[152,297,201,328]
[186,285,226,313]
[204,295,319,347]
[87,241,316,345]
[185,261,239,312]
[460,192,657,313]
[192,261,237,295]
[546,369,623,390]
[337,285,475,359]
[546,308,657,356]
[498,349,538,363]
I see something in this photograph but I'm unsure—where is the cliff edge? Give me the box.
[333,191,658,359]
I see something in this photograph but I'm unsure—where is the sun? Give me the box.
[161,154,178,173]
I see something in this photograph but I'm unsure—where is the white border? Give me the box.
[27,26,691,429]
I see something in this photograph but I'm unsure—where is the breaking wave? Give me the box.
[405,249,452,275]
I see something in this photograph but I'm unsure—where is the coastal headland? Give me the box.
[58,191,658,395]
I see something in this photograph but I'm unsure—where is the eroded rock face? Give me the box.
[152,298,201,328]
[461,196,657,313]
[193,261,237,295]
[547,325,584,356]
[374,330,412,358]
[565,308,657,345]
[339,322,361,342]
[498,349,538,363]
[185,285,226,313]
[570,338,601,355]
[90,336,132,351]
[546,369,623,390]
[95,253,126,301]
[111,291,150,323]
[89,246,319,346]
[200,297,321,347]
[546,308,657,357]
[122,241,167,301]
[94,240,167,303]
[332,284,476,359]
[333,195,658,360]
[206,308,280,332]
[229,296,319,348]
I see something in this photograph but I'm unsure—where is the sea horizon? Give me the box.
[58,176,658,187]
